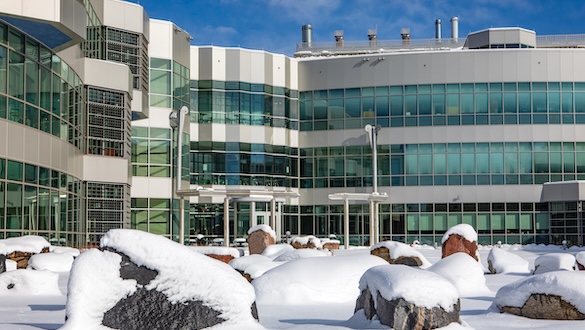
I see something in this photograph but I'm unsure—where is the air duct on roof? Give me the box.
[368,29,377,47]
[401,28,411,45]
[302,24,312,47]
[451,17,459,42]
[335,30,344,47]
[435,19,442,41]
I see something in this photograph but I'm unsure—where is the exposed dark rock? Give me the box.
[0,255,6,273]
[248,230,275,254]
[370,247,423,267]
[356,288,460,330]
[101,247,157,285]
[102,287,224,330]
[500,294,585,320]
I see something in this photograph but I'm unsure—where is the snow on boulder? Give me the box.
[355,264,460,329]
[533,253,576,274]
[261,244,294,259]
[253,254,387,305]
[244,261,284,281]
[441,224,479,261]
[273,249,328,262]
[248,225,277,254]
[370,241,432,268]
[229,255,273,281]
[5,259,17,272]
[27,252,74,272]
[0,236,51,269]
[496,271,585,320]
[190,246,241,263]
[428,252,491,297]
[50,246,80,258]
[291,235,322,249]
[576,251,585,271]
[487,247,530,274]
[0,269,61,295]
[0,255,5,273]
[62,229,261,330]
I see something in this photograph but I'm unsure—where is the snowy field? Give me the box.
[1,240,585,329]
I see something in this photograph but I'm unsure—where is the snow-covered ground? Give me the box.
[1,242,585,329]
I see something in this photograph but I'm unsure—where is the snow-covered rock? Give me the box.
[62,229,261,330]
[575,251,585,270]
[429,252,491,297]
[273,249,328,262]
[254,254,387,305]
[496,271,585,320]
[0,236,50,254]
[533,253,575,274]
[487,247,530,274]
[441,224,479,261]
[291,235,322,249]
[0,269,61,295]
[356,264,460,329]
[261,244,294,259]
[248,225,277,254]
[27,252,74,272]
[370,241,431,268]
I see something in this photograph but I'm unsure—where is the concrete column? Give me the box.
[250,201,256,227]
[233,201,238,240]
[224,197,230,247]
[344,198,350,249]
[270,198,276,230]
[369,199,375,246]
[179,197,185,245]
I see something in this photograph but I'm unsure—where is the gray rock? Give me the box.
[356,288,460,330]
[102,287,224,330]
[0,255,6,274]
[500,294,585,320]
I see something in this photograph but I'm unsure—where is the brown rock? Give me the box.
[500,294,585,320]
[322,242,340,250]
[204,254,235,264]
[370,247,423,267]
[441,234,478,261]
[577,262,585,271]
[247,230,275,254]
[291,241,307,249]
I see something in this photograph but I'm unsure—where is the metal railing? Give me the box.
[295,34,585,57]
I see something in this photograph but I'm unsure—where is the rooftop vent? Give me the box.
[400,28,411,45]
[302,24,312,47]
[334,30,344,47]
[368,29,377,46]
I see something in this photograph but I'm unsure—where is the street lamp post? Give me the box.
[169,106,189,245]
[365,124,381,244]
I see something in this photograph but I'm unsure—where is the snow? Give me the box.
[62,229,257,329]
[487,247,530,274]
[27,252,74,272]
[247,224,276,240]
[253,254,388,305]
[428,252,491,297]
[370,241,432,268]
[0,236,50,254]
[5,259,17,271]
[359,264,459,311]
[244,261,285,279]
[4,234,585,329]
[261,244,294,259]
[0,269,61,295]
[273,249,328,262]
[229,254,272,272]
[50,246,80,258]
[189,246,241,258]
[533,253,576,274]
[495,271,585,313]
[577,251,585,266]
[441,223,478,243]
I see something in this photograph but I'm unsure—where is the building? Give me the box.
[1,1,585,247]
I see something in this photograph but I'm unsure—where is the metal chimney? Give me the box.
[400,28,411,45]
[368,29,377,47]
[302,24,312,47]
[334,30,344,48]
[435,19,442,41]
[450,16,459,42]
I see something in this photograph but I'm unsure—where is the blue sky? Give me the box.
[133,0,585,56]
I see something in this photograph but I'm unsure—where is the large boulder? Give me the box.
[189,246,241,264]
[441,224,479,261]
[290,235,321,249]
[577,251,585,271]
[62,229,261,330]
[0,236,51,269]
[355,264,460,329]
[370,241,431,268]
[533,253,575,274]
[247,225,276,254]
[428,252,491,297]
[487,247,530,274]
[496,271,585,320]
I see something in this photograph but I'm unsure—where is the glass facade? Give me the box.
[131,197,188,241]
[150,58,190,111]
[86,182,129,244]
[87,87,131,157]
[0,157,84,245]
[131,127,172,177]
[190,80,299,129]
[299,82,585,131]
[0,21,85,150]
[300,141,585,188]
